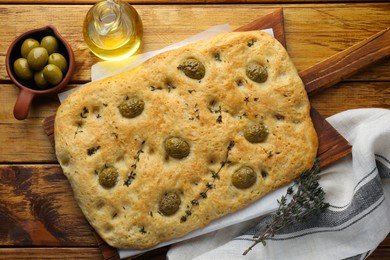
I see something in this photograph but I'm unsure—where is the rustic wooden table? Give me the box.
[0,0,389,259]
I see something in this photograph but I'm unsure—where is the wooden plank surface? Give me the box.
[0,247,103,259]
[301,27,390,96]
[1,2,389,259]
[1,4,390,82]
[369,248,390,259]
[2,0,390,4]
[310,81,390,116]
[1,4,390,164]
[0,164,96,246]
[1,164,390,255]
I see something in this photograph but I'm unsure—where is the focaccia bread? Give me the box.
[54,31,318,249]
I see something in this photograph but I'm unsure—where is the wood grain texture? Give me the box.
[2,0,390,4]
[310,82,390,117]
[234,8,286,47]
[1,2,389,259]
[380,235,390,247]
[301,28,390,96]
[310,108,351,167]
[0,247,103,259]
[0,165,96,246]
[1,163,389,257]
[1,4,390,83]
[368,248,390,260]
[3,4,388,163]
[0,84,61,163]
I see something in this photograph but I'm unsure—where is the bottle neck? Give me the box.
[94,0,122,36]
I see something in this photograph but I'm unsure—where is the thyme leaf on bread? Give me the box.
[80,107,89,118]
[124,140,145,186]
[180,141,235,222]
[208,104,223,123]
[87,145,100,156]
[243,159,329,255]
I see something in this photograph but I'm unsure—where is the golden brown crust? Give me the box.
[54,31,318,249]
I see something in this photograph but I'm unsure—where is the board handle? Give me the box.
[300,27,390,95]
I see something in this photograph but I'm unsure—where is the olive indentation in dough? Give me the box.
[98,166,119,188]
[164,136,190,159]
[232,166,257,189]
[243,123,269,143]
[118,96,144,118]
[159,192,181,216]
[177,58,205,80]
[246,62,268,83]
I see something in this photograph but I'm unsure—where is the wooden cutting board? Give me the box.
[42,8,390,259]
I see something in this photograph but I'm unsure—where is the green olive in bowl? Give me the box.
[41,35,59,55]
[6,25,75,120]
[48,53,68,73]
[27,47,48,71]
[34,71,49,89]
[6,26,74,90]
[21,38,40,58]
[42,64,63,85]
[13,58,33,81]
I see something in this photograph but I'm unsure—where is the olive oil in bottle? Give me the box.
[83,0,143,61]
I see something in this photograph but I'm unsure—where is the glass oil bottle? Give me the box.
[83,0,143,61]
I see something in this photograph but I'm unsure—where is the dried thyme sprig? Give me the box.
[180,141,235,222]
[124,140,146,186]
[243,159,329,255]
[208,100,223,123]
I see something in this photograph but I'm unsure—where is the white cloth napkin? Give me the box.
[167,108,390,260]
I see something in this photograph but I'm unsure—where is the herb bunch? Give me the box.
[243,159,329,255]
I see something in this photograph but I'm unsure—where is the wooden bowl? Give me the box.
[6,25,75,120]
